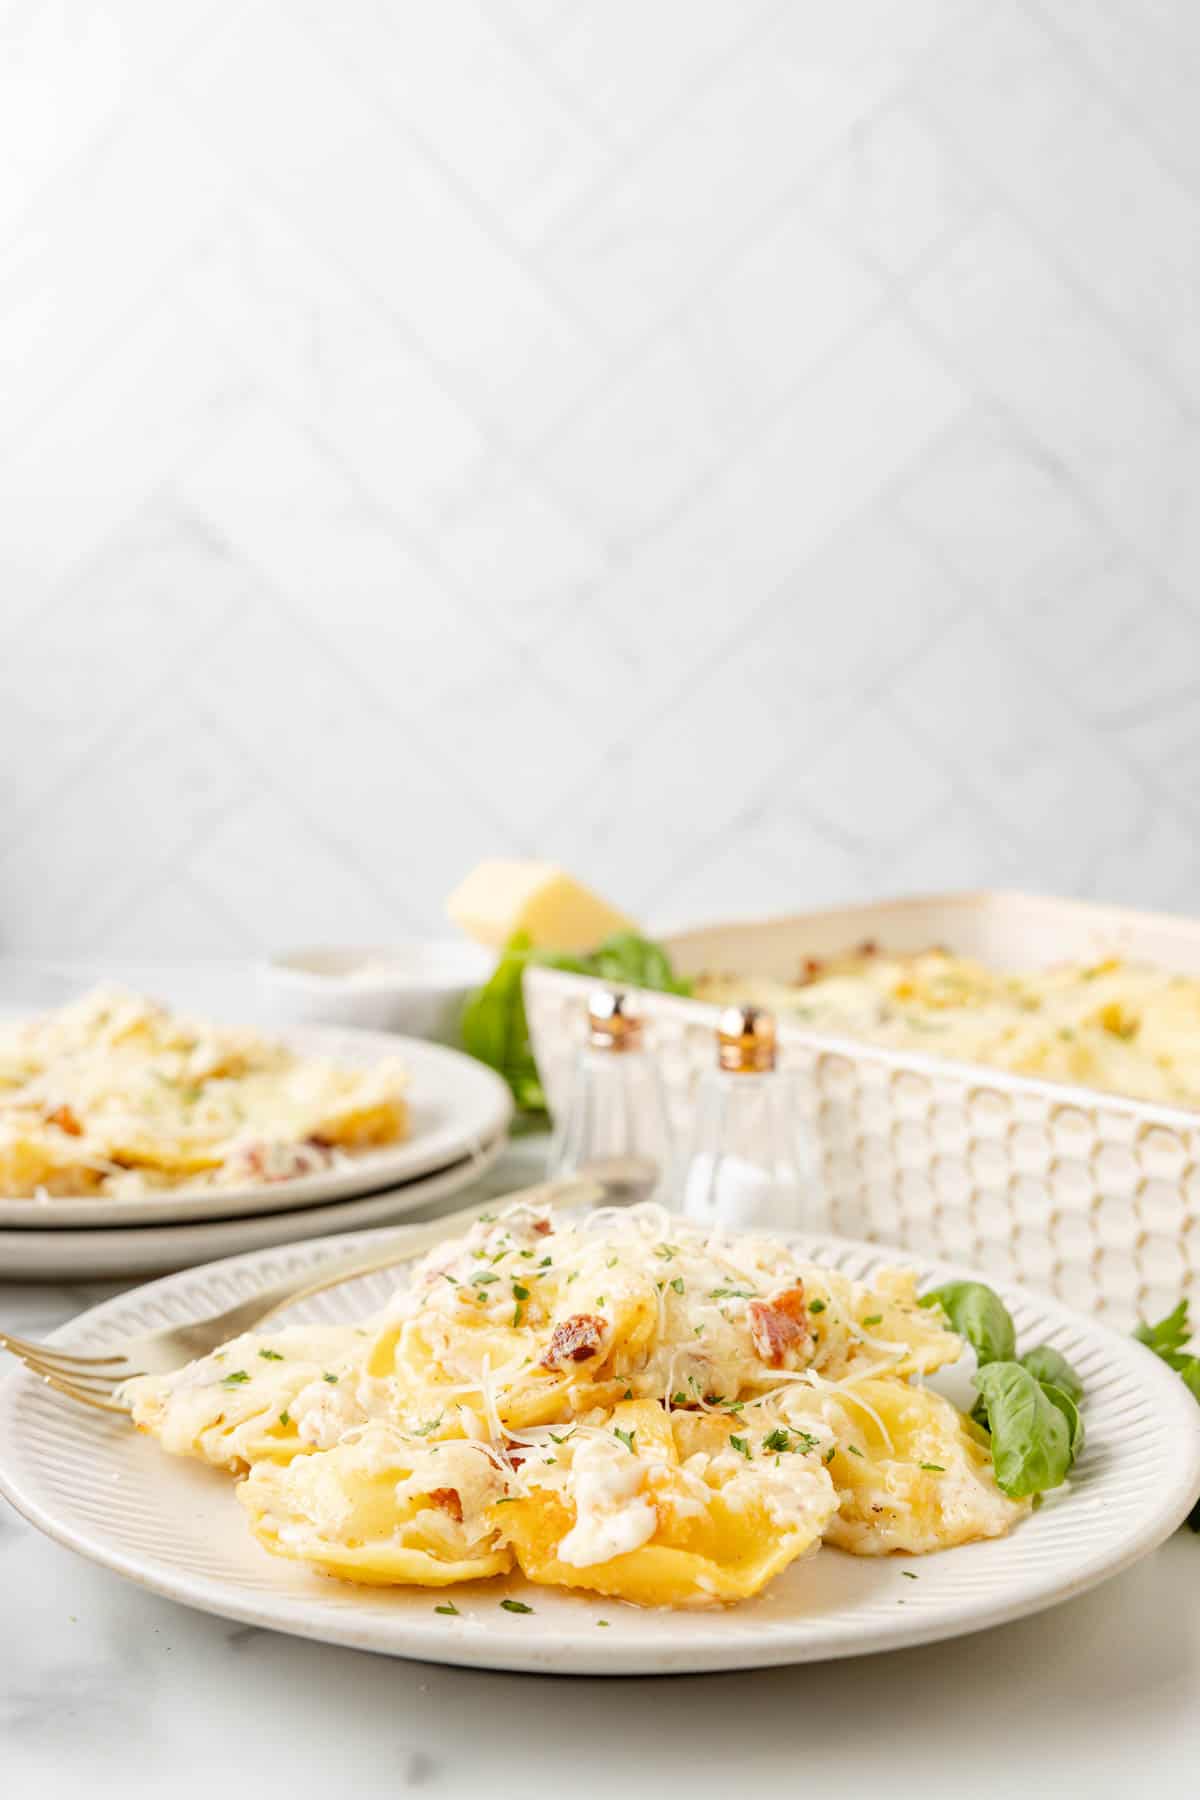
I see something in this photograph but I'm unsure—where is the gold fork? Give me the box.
[0,1173,608,1414]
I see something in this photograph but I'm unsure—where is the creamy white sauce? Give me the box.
[555,1439,658,1567]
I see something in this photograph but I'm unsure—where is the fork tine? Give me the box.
[31,1367,131,1414]
[12,1345,131,1391]
[0,1332,128,1371]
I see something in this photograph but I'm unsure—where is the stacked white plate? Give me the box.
[0,1025,512,1281]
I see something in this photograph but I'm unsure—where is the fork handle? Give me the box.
[244,1174,604,1329]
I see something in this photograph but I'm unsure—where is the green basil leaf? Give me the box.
[919,1281,1016,1366]
[459,930,688,1113]
[1133,1299,1191,1357]
[1019,1343,1085,1406]
[1040,1382,1085,1458]
[1133,1304,1200,1528]
[973,1361,1073,1497]
[584,932,691,996]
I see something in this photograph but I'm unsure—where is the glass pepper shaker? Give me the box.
[548,989,674,1202]
[679,1004,817,1231]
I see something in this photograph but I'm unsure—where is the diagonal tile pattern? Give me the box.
[2,0,1200,953]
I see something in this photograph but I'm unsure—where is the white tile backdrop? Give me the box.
[3,0,1200,954]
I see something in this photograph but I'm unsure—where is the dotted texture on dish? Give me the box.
[527,971,1200,1328]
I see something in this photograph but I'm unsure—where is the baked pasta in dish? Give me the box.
[125,1203,1030,1610]
[695,947,1200,1108]
[0,987,408,1199]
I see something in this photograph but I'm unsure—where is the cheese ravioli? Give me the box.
[124,1203,1033,1608]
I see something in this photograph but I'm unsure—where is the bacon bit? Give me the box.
[800,957,823,983]
[501,1438,528,1471]
[858,939,879,957]
[532,1217,552,1236]
[748,1285,811,1366]
[46,1104,83,1137]
[428,1487,463,1523]
[541,1313,607,1370]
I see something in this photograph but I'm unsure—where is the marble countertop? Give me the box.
[2,962,1199,1796]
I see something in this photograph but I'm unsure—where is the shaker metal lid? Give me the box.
[587,988,644,1051]
[716,1004,777,1072]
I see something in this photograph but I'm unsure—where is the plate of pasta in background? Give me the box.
[1,1204,1197,1675]
[0,987,512,1227]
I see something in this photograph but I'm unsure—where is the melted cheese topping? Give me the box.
[127,1202,1029,1607]
[695,948,1200,1108]
[0,986,408,1198]
[553,1438,659,1566]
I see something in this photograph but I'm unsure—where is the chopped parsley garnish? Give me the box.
[656,1244,679,1261]
[614,1426,637,1454]
[511,1282,530,1301]
[434,1601,460,1615]
[539,1256,552,1268]
[322,1372,339,1384]
[493,1497,519,1506]
[824,1445,836,1463]
[761,1426,818,1455]
[278,1410,290,1427]
[709,1286,753,1301]
[257,1348,284,1361]
[597,1619,610,1627]
[847,1444,864,1457]
[808,1298,826,1314]
[548,1429,575,1445]
[221,1370,250,1387]
[478,1212,496,1222]
[901,1571,918,1580]
[919,1462,945,1472]
[672,1391,687,1406]
[442,1273,458,1285]
[595,1296,605,1307]
[511,1302,524,1327]
[567,1270,580,1284]
[670,1277,685,1295]
[472,1271,499,1286]
[730,1435,751,1459]
[500,1598,534,1614]
[412,1415,443,1437]
[862,1314,882,1327]
[606,1256,619,1268]
[623,1387,633,1399]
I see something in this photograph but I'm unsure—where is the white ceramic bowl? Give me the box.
[257,941,493,1042]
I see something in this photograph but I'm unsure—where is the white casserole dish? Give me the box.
[525,892,1200,1326]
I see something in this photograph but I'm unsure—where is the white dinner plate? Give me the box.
[1,1227,1197,1675]
[0,1026,512,1229]
[0,1135,506,1280]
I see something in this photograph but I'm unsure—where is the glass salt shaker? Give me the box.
[548,989,674,1202]
[679,1004,816,1231]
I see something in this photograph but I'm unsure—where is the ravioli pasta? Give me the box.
[695,948,1200,1108]
[125,1204,1030,1610]
[0,988,408,1199]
